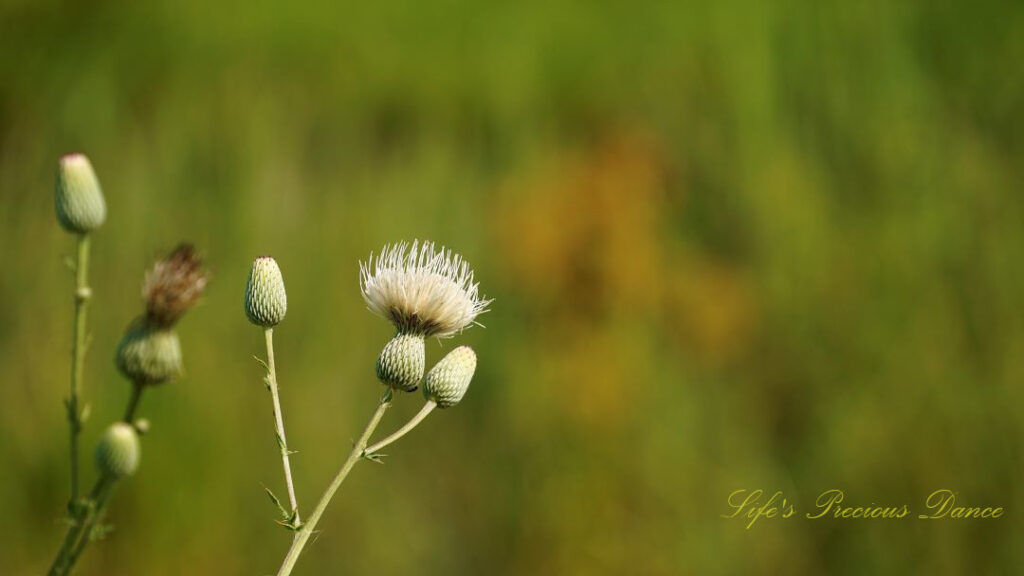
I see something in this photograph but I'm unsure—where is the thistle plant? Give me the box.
[245,256,301,530]
[48,240,207,576]
[55,153,106,511]
[363,240,489,389]
[256,240,491,576]
[117,244,207,421]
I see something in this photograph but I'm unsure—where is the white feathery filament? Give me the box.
[360,240,491,338]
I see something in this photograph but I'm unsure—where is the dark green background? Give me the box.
[1,1,1022,574]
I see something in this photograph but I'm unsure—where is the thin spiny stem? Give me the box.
[67,234,92,504]
[275,390,393,576]
[363,400,436,456]
[265,328,300,525]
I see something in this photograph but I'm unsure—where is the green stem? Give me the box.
[363,400,436,456]
[48,475,112,576]
[265,328,300,525]
[275,390,393,576]
[123,382,144,423]
[66,478,117,570]
[67,234,92,504]
[49,381,145,575]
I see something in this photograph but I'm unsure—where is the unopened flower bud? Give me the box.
[423,346,476,408]
[55,153,106,234]
[245,257,287,327]
[95,423,140,478]
[116,322,183,385]
[133,418,151,435]
[376,333,425,392]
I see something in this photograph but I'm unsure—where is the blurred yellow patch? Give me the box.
[667,255,757,366]
[492,127,667,315]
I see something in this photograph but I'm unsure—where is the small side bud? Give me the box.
[55,153,106,234]
[95,423,141,478]
[133,418,151,435]
[423,346,477,408]
[115,322,183,385]
[376,333,425,392]
[245,257,287,327]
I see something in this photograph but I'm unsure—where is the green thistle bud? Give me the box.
[245,256,287,327]
[376,332,425,392]
[423,346,476,408]
[95,423,141,478]
[116,322,183,385]
[55,153,106,234]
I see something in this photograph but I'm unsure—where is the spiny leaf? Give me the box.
[89,523,114,541]
[252,355,269,371]
[361,451,387,464]
[263,485,289,518]
[275,519,303,531]
[275,508,303,531]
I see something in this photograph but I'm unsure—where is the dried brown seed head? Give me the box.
[143,244,209,328]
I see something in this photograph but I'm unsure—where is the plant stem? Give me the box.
[265,328,300,524]
[50,381,146,575]
[67,234,92,504]
[275,390,393,576]
[66,478,117,570]
[48,475,113,576]
[363,400,436,456]
[123,382,144,423]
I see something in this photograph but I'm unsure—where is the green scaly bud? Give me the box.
[55,153,106,234]
[423,346,476,408]
[376,332,425,392]
[95,423,141,478]
[245,256,287,327]
[116,322,183,385]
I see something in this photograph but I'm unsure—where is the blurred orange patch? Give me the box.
[492,126,668,316]
[491,127,677,428]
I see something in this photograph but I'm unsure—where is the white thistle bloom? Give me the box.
[360,240,491,338]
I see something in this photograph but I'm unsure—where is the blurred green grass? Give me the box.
[1,1,1023,574]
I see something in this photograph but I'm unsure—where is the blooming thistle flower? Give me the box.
[360,240,491,338]
[360,240,491,391]
[116,244,208,385]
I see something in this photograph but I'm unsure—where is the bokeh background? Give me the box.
[2,1,1023,574]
